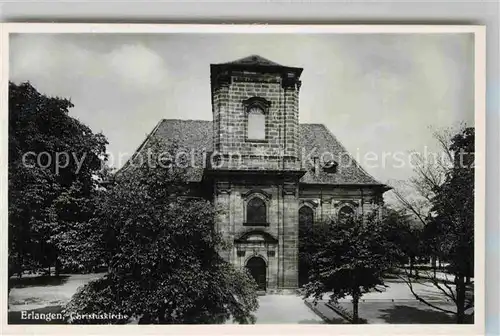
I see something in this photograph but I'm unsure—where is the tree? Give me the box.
[8,81,108,278]
[388,126,459,272]
[63,140,259,324]
[303,214,398,324]
[381,208,424,276]
[430,127,474,323]
[392,126,475,324]
[298,222,330,287]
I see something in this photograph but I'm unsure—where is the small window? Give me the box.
[247,197,267,224]
[299,206,314,227]
[338,205,355,224]
[322,160,338,173]
[247,106,266,140]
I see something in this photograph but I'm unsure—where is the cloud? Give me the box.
[10,34,169,94]
[9,33,473,185]
[106,44,168,88]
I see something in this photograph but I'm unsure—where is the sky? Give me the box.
[9,33,474,186]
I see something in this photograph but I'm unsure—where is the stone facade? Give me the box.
[207,55,387,293]
[210,58,301,172]
[213,179,300,292]
[126,55,389,294]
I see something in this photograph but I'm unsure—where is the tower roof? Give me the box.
[211,54,303,78]
[224,55,283,67]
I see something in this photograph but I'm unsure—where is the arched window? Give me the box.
[247,197,267,224]
[299,206,314,227]
[247,106,266,140]
[338,205,355,224]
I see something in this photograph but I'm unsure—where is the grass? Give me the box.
[8,273,105,317]
[9,275,70,289]
[322,301,474,324]
[377,304,473,324]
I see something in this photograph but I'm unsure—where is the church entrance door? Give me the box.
[246,256,267,291]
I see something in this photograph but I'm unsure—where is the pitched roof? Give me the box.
[123,119,386,187]
[210,55,303,78]
[223,55,283,67]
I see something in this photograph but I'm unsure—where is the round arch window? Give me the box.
[299,206,314,227]
[247,197,267,224]
[338,205,355,224]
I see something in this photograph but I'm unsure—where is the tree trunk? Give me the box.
[463,258,471,284]
[8,264,15,296]
[158,304,168,323]
[352,291,360,324]
[432,256,437,278]
[17,253,23,278]
[47,265,51,276]
[409,257,414,276]
[55,258,61,277]
[139,313,152,324]
[414,259,419,279]
[455,275,466,324]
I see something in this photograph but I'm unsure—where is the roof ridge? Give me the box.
[161,118,212,122]
[158,120,339,127]
[225,55,283,67]
[121,119,388,187]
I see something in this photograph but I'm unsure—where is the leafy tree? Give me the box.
[393,126,475,324]
[303,214,398,324]
[298,222,330,287]
[388,126,460,271]
[382,208,425,277]
[63,140,259,324]
[420,215,448,275]
[430,127,474,323]
[8,81,108,278]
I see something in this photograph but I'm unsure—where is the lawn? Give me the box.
[305,279,474,324]
[8,272,105,324]
[9,273,474,325]
[325,301,474,324]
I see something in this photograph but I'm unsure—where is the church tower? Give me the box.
[210,55,303,171]
[208,55,305,293]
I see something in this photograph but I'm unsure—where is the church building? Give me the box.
[125,55,389,294]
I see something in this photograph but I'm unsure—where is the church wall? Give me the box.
[212,181,384,292]
[213,181,299,292]
[299,185,383,224]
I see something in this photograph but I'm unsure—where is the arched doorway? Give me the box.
[246,256,267,291]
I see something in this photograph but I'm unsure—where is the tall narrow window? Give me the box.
[299,206,314,227]
[247,106,266,140]
[247,197,267,224]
